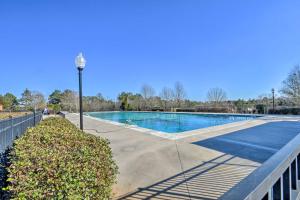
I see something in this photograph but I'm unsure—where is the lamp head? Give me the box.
[75,52,86,69]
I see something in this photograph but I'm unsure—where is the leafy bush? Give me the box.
[5,117,118,199]
[47,104,61,114]
[194,106,231,113]
[0,148,11,199]
[269,107,300,115]
[256,104,266,114]
[174,108,196,112]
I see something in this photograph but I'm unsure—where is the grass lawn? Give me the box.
[0,112,32,120]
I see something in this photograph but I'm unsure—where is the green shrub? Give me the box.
[0,148,11,199]
[47,104,61,114]
[5,117,118,199]
[269,107,300,115]
[194,106,231,113]
[256,104,266,114]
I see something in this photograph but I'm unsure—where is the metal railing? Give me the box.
[220,133,300,200]
[0,112,42,152]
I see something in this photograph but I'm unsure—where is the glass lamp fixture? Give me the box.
[75,52,86,69]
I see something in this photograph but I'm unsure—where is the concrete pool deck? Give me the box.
[66,113,300,199]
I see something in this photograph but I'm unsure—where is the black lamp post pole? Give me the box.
[78,68,83,130]
[272,88,275,111]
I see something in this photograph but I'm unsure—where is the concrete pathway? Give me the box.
[66,114,300,200]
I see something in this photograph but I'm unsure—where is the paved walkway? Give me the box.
[66,114,300,199]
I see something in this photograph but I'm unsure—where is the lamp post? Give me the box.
[272,88,275,111]
[75,53,86,130]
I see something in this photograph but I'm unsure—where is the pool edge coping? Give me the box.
[81,113,280,140]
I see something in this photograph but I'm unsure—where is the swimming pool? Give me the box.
[86,112,258,133]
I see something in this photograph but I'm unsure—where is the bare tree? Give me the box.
[61,89,78,112]
[280,65,300,105]
[141,84,155,99]
[257,93,272,114]
[20,89,45,111]
[160,87,174,111]
[207,88,227,104]
[174,82,186,108]
[31,91,46,110]
[141,84,155,110]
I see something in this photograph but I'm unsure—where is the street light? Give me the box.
[75,52,86,130]
[271,88,275,111]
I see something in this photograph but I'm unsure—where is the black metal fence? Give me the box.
[0,112,42,153]
[220,133,300,200]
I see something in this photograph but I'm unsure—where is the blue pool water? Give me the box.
[86,112,258,133]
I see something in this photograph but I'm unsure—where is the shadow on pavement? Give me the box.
[192,121,300,163]
[119,121,300,200]
[119,154,257,200]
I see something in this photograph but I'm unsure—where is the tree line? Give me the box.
[118,82,189,111]
[0,66,299,114]
[0,89,45,112]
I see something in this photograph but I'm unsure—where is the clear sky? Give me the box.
[1,0,300,101]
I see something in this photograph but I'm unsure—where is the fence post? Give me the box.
[33,110,36,126]
[10,115,13,146]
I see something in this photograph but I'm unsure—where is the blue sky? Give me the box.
[0,0,300,101]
